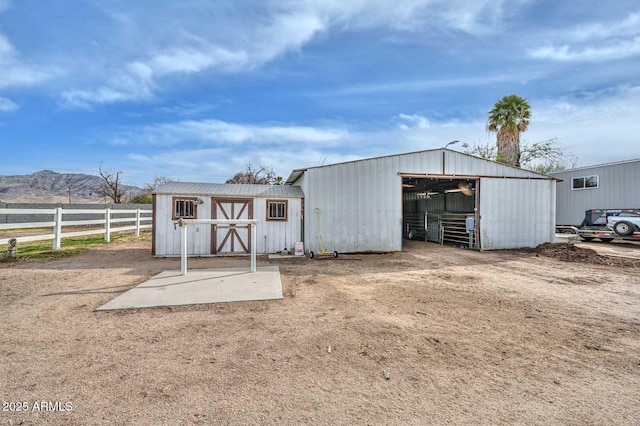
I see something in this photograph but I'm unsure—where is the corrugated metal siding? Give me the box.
[154,194,302,255]
[304,156,403,253]
[313,148,544,178]
[154,182,303,197]
[550,160,640,225]
[301,149,554,253]
[479,178,555,249]
[445,151,545,178]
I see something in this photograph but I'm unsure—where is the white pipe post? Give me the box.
[135,208,141,237]
[52,207,63,250]
[250,222,257,273]
[181,222,188,275]
[105,208,111,242]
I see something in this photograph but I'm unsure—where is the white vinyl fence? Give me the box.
[0,207,152,249]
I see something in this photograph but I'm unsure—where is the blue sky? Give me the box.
[1,0,639,186]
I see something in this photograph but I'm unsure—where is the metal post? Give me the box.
[105,208,111,242]
[135,208,141,237]
[52,207,63,250]
[250,223,256,273]
[181,222,188,276]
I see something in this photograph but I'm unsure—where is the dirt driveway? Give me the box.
[1,239,639,425]
[581,240,640,260]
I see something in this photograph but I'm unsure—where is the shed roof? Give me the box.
[549,158,640,175]
[153,182,304,198]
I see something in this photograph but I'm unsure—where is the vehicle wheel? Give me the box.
[332,251,339,258]
[613,221,635,236]
[600,238,613,243]
[562,229,576,234]
[309,251,315,259]
[581,237,594,242]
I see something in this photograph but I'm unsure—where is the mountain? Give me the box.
[0,170,144,203]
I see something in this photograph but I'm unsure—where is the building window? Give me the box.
[571,175,599,190]
[172,197,198,220]
[266,200,288,221]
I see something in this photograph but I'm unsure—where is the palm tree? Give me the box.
[487,94,531,167]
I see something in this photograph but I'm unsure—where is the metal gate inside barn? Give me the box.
[402,175,479,248]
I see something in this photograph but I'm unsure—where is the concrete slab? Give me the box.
[96,266,283,311]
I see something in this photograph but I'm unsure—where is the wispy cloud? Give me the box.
[126,146,363,183]
[529,12,640,62]
[59,62,155,109]
[318,73,536,97]
[566,12,640,42]
[59,0,530,108]
[0,2,51,88]
[110,118,350,148]
[0,97,18,112]
[524,84,640,164]
[0,34,51,89]
[530,38,640,62]
[397,113,431,129]
[116,113,489,184]
[0,0,10,13]
[154,103,216,117]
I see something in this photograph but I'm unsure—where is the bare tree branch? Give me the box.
[97,163,126,203]
[144,176,177,193]
[465,138,576,174]
[225,162,282,184]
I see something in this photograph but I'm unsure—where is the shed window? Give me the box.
[173,197,198,220]
[572,175,599,190]
[267,200,288,221]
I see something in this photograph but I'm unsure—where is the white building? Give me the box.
[550,159,640,226]
[153,149,558,256]
[286,148,557,252]
[152,182,303,256]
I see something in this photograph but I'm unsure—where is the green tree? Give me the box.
[128,193,153,204]
[487,94,531,167]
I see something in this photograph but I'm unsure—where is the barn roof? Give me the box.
[285,148,554,184]
[153,182,304,198]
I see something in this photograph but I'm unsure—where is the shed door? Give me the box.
[211,198,253,254]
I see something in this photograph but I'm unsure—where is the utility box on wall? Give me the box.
[465,216,476,232]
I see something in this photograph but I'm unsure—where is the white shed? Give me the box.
[285,148,557,252]
[152,182,303,256]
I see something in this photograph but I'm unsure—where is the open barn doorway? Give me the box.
[402,175,479,248]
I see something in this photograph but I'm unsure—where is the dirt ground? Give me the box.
[1,239,639,425]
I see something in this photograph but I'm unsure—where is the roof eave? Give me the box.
[285,168,307,185]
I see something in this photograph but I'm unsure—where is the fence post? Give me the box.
[105,208,111,242]
[250,222,256,273]
[181,223,188,276]
[52,207,63,250]
[135,209,141,237]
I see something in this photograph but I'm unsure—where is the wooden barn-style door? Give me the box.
[211,198,253,254]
